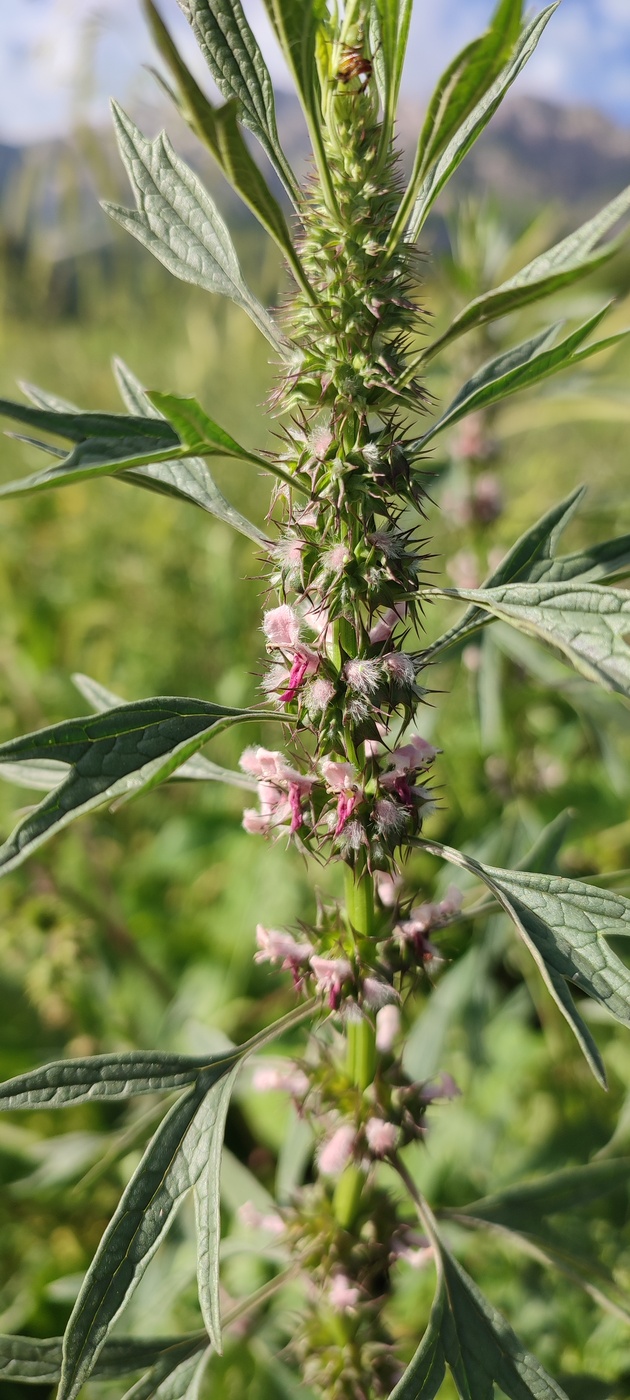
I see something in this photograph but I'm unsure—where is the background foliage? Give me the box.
[1,115,630,1396]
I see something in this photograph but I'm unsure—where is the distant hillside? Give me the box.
[1,93,629,260]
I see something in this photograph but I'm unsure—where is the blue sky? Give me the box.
[1,0,630,145]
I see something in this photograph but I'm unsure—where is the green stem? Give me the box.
[332,867,378,1231]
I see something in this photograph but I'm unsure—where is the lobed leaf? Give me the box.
[175,0,299,203]
[425,180,630,358]
[194,1065,240,1352]
[0,697,271,876]
[0,388,271,505]
[113,358,269,542]
[390,0,523,250]
[402,5,558,244]
[421,841,630,1084]
[393,1200,568,1400]
[103,104,288,354]
[431,580,630,698]
[417,307,629,447]
[423,486,585,658]
[142,8,310,291]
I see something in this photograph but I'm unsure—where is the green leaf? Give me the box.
[261,0,334,212]
[422,486,586,659]
[417,307,629,447]
[394,1200,568,1400]
[432,580,630,698]
[103,104,288,355]
[59,1080,221,1400]
[113,359,269,542]
[194,1065,240,1352]
[0,1048,239,1110]
[0,1333,204,1386]
[125,1347,210,1400]
[425,180,630,358]
[389,1276,446,1399]
[142,7,310,292]
[421,840,630,1084]
[389,0,523,251]
[538,535,630,587]
[71,671,257,791]
[402,4,558,244]
[148,390,308,495]
[0,389,273,504]
[175,0,299,203]
[0,697,269,876]
[457,1159,630,1232]
[370,0,413,147]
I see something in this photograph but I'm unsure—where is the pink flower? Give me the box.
[420,1072,460,1103]
[328,1273,360,1311]
[362,977,398,1011]
[320,758,357,792]
[318,1123,356,1176]
[242,808,270,835]
[438,885,463,920]
[343,658,383,694]
[255,924,312,968]
[324,543,350,573]
[382,652,415,686]
[305,677,335,715]
[238,1201,284,1235]
[369,603,407,644]
[263,605,302,649]
[375,1004,401,1052]
[375,872,403,907]
[373,797,408,839]
[365,1117,400,1156]
[279,647,319,704]
[310,954,352,1009]
[251,1063,309,1096]
[385,734,437,775]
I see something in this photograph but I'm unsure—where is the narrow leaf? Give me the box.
[0,391,271,505]
[0,1333,204,1386]
[103,104,288,355]
[261,0,334,212]
[432,581,630,698]
[0,697,269,876]
[142,8,308,285]
[125,1343,210,1400]
[418,308,627,447]
[194,1064,240,1352]
[71,671,256,791]
[390,0,523,250]
[457,1158,630,1231]
[0,1048,239,1110]
[390,1273,446,1399]
[403,5,558,243]
[113,359,268,542]
[59,1080,221,1400]
[175,0,299,203]
[148,390,309,495]
[438,1245,569,1399]
[426,180,630,358]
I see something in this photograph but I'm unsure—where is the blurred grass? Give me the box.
[0,161,629,1396]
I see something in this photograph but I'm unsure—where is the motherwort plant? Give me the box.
[2,1,630,1396]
